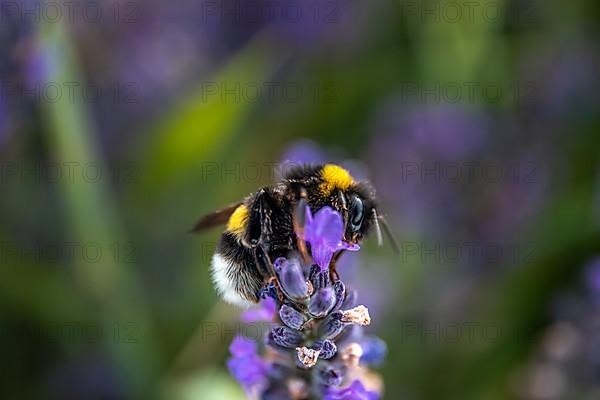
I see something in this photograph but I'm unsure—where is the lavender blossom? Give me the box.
[227,206,385,399]
[303,206,360,272]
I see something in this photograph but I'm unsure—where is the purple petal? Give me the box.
[303,206,350,271]
[227,355,268,389]
[305,207,344,247]
[340,242,361,252]
[280,139,326,166]
[324,380,379,400]
[312,246,336,273]
[241,297,277,323]
[229,336,257,357]
[227,336,269,389]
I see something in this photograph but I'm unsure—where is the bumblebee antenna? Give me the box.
[372,209,384,247]
[376,212,399,254]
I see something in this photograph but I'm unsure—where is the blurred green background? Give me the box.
[1,0,600,399]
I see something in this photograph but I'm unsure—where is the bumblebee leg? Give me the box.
[254,244,276,279]
[243,188,275,251]
[254,246,285,302]
[290,184,311,265]
[329,250,345,282]
[267,276,285,303]
[253,245,286,302]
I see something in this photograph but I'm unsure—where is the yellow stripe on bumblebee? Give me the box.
[227,204,249,235]
[319,164,354,195]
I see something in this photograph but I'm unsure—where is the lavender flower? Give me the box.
[226,206,385,399]
[303,206,360,272]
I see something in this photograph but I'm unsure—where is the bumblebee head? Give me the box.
[315,164,379,246]
[339,183,377,245]
[285,163,394,250]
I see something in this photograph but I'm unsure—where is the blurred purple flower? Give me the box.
[241,297,277,322]
[360,336,387,367]
[280,138,327,166]
[325,380,379,400]
[280,139,369,182]
[227,336,269,391]
[303,206,360,272]
[584,257,600,297]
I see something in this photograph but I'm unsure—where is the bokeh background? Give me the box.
[1,0,600,399]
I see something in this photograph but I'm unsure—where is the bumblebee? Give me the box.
[192,163,395,307]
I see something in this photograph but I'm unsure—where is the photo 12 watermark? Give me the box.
[400,1,540,24]
[200,81,340,104]
[1,81,140,104]
[1,1,140,24]
[0,162,140,184]
[0,241,140,264]
[397,321,539,344]
[400,241,539,264]
[0,321,140,344]
[200,1,341,24]
[400,81,540,104]
[398,161,540,184]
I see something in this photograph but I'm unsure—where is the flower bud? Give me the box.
[271,325,303,349]
[331,280,346,312]
[274,257,309,302]
[313,339,337,360]
[309,287,337,318]
[319,311,346,340]
[279,304,306,330]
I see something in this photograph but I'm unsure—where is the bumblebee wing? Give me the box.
[190,202,243,233]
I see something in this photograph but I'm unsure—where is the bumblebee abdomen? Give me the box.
[211,231,263,306]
